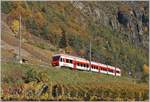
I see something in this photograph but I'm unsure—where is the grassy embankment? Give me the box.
[1,62,149,101]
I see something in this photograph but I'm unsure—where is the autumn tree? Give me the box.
[65,46,73,54]
[141,64,149,83]
[1,1,14,14]
[59,30,68,49]
[79,49,86,57]
[11,19,20,34]
[34,12,46,27]
[143,64,149,74]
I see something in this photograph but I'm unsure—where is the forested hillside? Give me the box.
[2,1,149,78]
[1,1,149,101]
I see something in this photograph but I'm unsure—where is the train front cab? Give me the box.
[52,55,75,69]
[51,55,60,67]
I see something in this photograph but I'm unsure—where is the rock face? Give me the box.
[71,1,149,51]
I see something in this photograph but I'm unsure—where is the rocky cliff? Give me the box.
[72,1,149,51]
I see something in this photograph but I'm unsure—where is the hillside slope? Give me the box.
[1,1,149,79]
[1,62,149,101]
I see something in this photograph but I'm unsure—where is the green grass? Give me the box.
[2,62,137,85]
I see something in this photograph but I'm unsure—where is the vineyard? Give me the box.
[1,62,149,101]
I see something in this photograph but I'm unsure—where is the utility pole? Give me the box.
[19,15,22,64]
[89,40,91,71]
[115,67,116,76]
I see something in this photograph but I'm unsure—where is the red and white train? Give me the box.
[51,54,121,76]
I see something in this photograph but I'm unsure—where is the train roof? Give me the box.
[53,54,121,70]
[53,54,88,61]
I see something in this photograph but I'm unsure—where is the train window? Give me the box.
[66,59,69,63]
[60,58,63,62]
[96,66,98,69]
[77,63,79,66]
[52,56,60,61]
[109,69,113,73]
[70,60,72,63]
[87,64,89,68]
[84,64,85,67]
[116,71,120,73]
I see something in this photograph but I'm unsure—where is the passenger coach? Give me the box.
[51,54,121,76]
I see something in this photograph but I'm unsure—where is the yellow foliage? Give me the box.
[34,12,46,27]
[11,19,20,33]
[65,46,73,54]
[79,49,85,56]
[48,23,62,35]
[143,64,149,74]
[40,93,49,100]
[67,18,88,37]
[119,4,132,13]
[9,5,31,18]
[34,82,44,92]
[55,2,65,13]
[38,72,49,82]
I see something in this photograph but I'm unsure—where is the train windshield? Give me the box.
[52,56,60,61]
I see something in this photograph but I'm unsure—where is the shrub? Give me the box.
[37,71,49,83]
[25,18,39,36]
[23,69,39,83]
[40,25,49,40]
[1,1,14,14]
[141,73,149,83]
